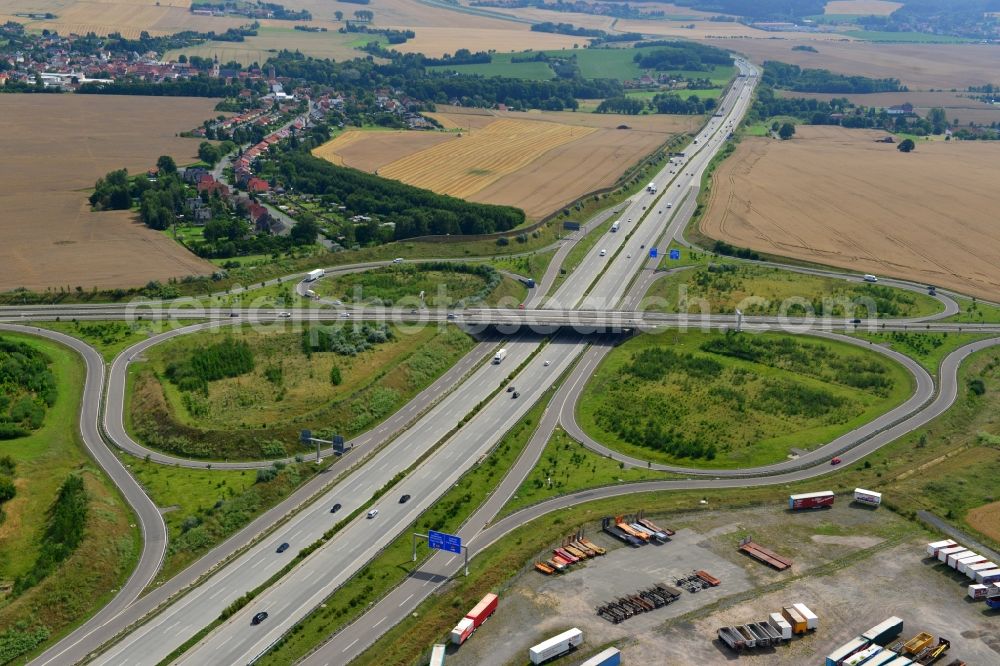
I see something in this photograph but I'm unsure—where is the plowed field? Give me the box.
[699,125,1000,300]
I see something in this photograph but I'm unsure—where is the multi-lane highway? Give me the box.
[11,54,998,666]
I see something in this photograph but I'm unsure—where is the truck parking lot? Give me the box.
[445,503,1000,665]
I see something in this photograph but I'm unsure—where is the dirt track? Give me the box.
[0,95,216,292]
[699,126,1000,300]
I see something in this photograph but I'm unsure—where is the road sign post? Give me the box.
[413,531,469,576]
[649,248,658,259]
[669,249,681,261]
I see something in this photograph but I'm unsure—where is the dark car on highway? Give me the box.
[276,542,290,553]
[399,494,411,504]
[330,503,342,514]
[252,612,269,625]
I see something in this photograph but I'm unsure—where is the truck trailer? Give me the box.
[576,647,620,666]
[781,607,808,635]
[306,268,324,282]
[429,644,446,666]
[646,182,657,194]
[955,554,986,573]
[937,546,967,563]
[768,612,792,640]
[529,628,583,664]
[947,550,974,568]
[465,593,498,630]
[854,488,882,506]
[789,491,835,510]
[826,637,871,666]
[450,618,474,645]
[610,221,620,232]
[926,539,957,557]
[966,561,997,579]
[792,603,818,630]
[862,617,904,646]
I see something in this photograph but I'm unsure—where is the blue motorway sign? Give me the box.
[648,248,658,259]
[669,249,681,260]
[428,530,462,554]
[300,429,312,443]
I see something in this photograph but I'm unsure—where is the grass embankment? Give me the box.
[578,330,912,469]
[944,295,1000,324]
[642,263,943,318]
[128,323,474,460]
[256,375,558,664]
[121,456,326,583]
[33,320,181,362]
[490,250,557,283]
[353,344,1000,666]
[851,331,993,376]
[502,428,681,516]
[0,333,137,663]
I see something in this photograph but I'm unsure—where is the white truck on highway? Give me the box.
[493,348,507,364]
[610,221,620,232]
[863,274,879,283]
[306,268,324,282]
[646,182,657,194]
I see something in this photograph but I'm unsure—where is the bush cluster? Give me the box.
[14,475,88,595]
[165,338,255,393]
[302,323,394,356]
[0,337,57,439]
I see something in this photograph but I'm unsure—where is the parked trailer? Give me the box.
[743,623,769,647]
[719,626,747,651]
[864,650,903,666]
[882,656,913,666]
[854,488,882,506]
[965,561,996,578]
[926,539,957,557]
[429,644,446,666]
[529,628,583,665]
[844,645,882,665]
[739,539,793,570]
[696,570,720,586]
[903,632,933,655]
[977,568,1000,584]
[535,562,556,575]
[825,637,871,666]
[781,607,808,635]
[968,583,990,600]
[576,647,620,666]
[948,550,974,568]
[937,546,967,563]
[862,617,903,646]
[789,491,835,510]
[305,268,324,282]
[637,516,675,537]
[735,625,756,648]
[579,537,606,555]
[601,518,642,547]
[792,603,818,631]
[768,613,792,640]
[466,593,498,630]
[955,554,986,572]
[756,621,783,643]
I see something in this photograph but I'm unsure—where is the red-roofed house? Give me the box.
[246,177,270,194]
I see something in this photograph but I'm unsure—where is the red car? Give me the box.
[830,457,842,465]
[518,303,525,309]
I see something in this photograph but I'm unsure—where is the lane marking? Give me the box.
[399,593,414,607]
[342,639,359,653]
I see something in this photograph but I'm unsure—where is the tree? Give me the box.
[330,365,342,385]
[927,106,947,134]
[897,138,915,153]
[198,141,222,166]
[178,54,187,64]
[156,155,177,175]
[770,120,780,132]
[334,10,343,20]
[289,217,319,245]
[778,122,795,140]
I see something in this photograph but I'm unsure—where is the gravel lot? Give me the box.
[443,502,1000,665]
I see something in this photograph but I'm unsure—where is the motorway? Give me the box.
[11,55,998,666]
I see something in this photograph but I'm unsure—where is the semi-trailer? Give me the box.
[756,621,783,643]
[864,650,902,666]
[862,617,904,646]
[768,613,792,640]
[743,623,769,647]
[636,516,674,537]
[955,554,986,573]
[429,644,446,666]
[854,488,882,506]
[529,628,583,664]
[937,546,967,563]
[789,491,835,510]
[610,221,620,232]
[450,618,474,645]
[968,583,989,600]
[305,268,324,282]
[965,561,996,578]
[844,645,882,666]
[493,348,507,364]
[576,647,620,666]
[926,539,957,557]
[975,568,1000,584]
[466,593,498,630]
[792,603,818,631]
[882,656,913,666]
[781,606,808,634]
[736,625,756,648]
[718,626,746,651]
[695,570,720,586]
[826,637,871,666]
[947,550,974,568]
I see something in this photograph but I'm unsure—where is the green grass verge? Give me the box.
[254,355,561,664]
[843,30,973,43]
[944,295,1000,324]
[641,262,943,319]
[577,330,913,469]
[0,332,138,663]
[32,320,187,363]
[489,249,557,283]
[428,52,555,80]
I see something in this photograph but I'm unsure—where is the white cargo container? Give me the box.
[969,583,990,600]
[853,488,882,506]
[429,644,446,666]
[966,562,997,578]
[493,348,507,364]
[926,539,956,557]
[844,645,882,666]
[825,637,871,666]
[976,568,1000,584]
[768,613,792,640]
[529,628,583,664]
[937,545,966,563]
[946,549,972,568]
[306,268,324,282]
[792,603,818,631]
[958,555,987,573]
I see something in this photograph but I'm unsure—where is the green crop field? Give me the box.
[128,323,474,460]
[314,263,494,308]
[428,52,555,80]
[0,333,136,663]
[578,330,912,468]
[642,263,943,319]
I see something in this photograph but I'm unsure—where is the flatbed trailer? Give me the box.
[695,570,721,586]
[578,537,606,555]
[739,539,792,570]
[637,516,675,537]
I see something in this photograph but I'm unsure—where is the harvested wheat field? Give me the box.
[728,39,1000,90]
[967,500,1000,544]
[11,0,244,37]
[0,95,216,292]
[824,0,902,15]
[312,130,455,171]
[380,119,596,198]
[778,90,1000,126]
[316,111,689,218]
[699,125,1000,300]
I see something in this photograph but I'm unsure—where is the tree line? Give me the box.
[763,60,904,94]
[166,338,255,393]
[13,474,88,595]
[0,337,57,440]
[632,40,732,71]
